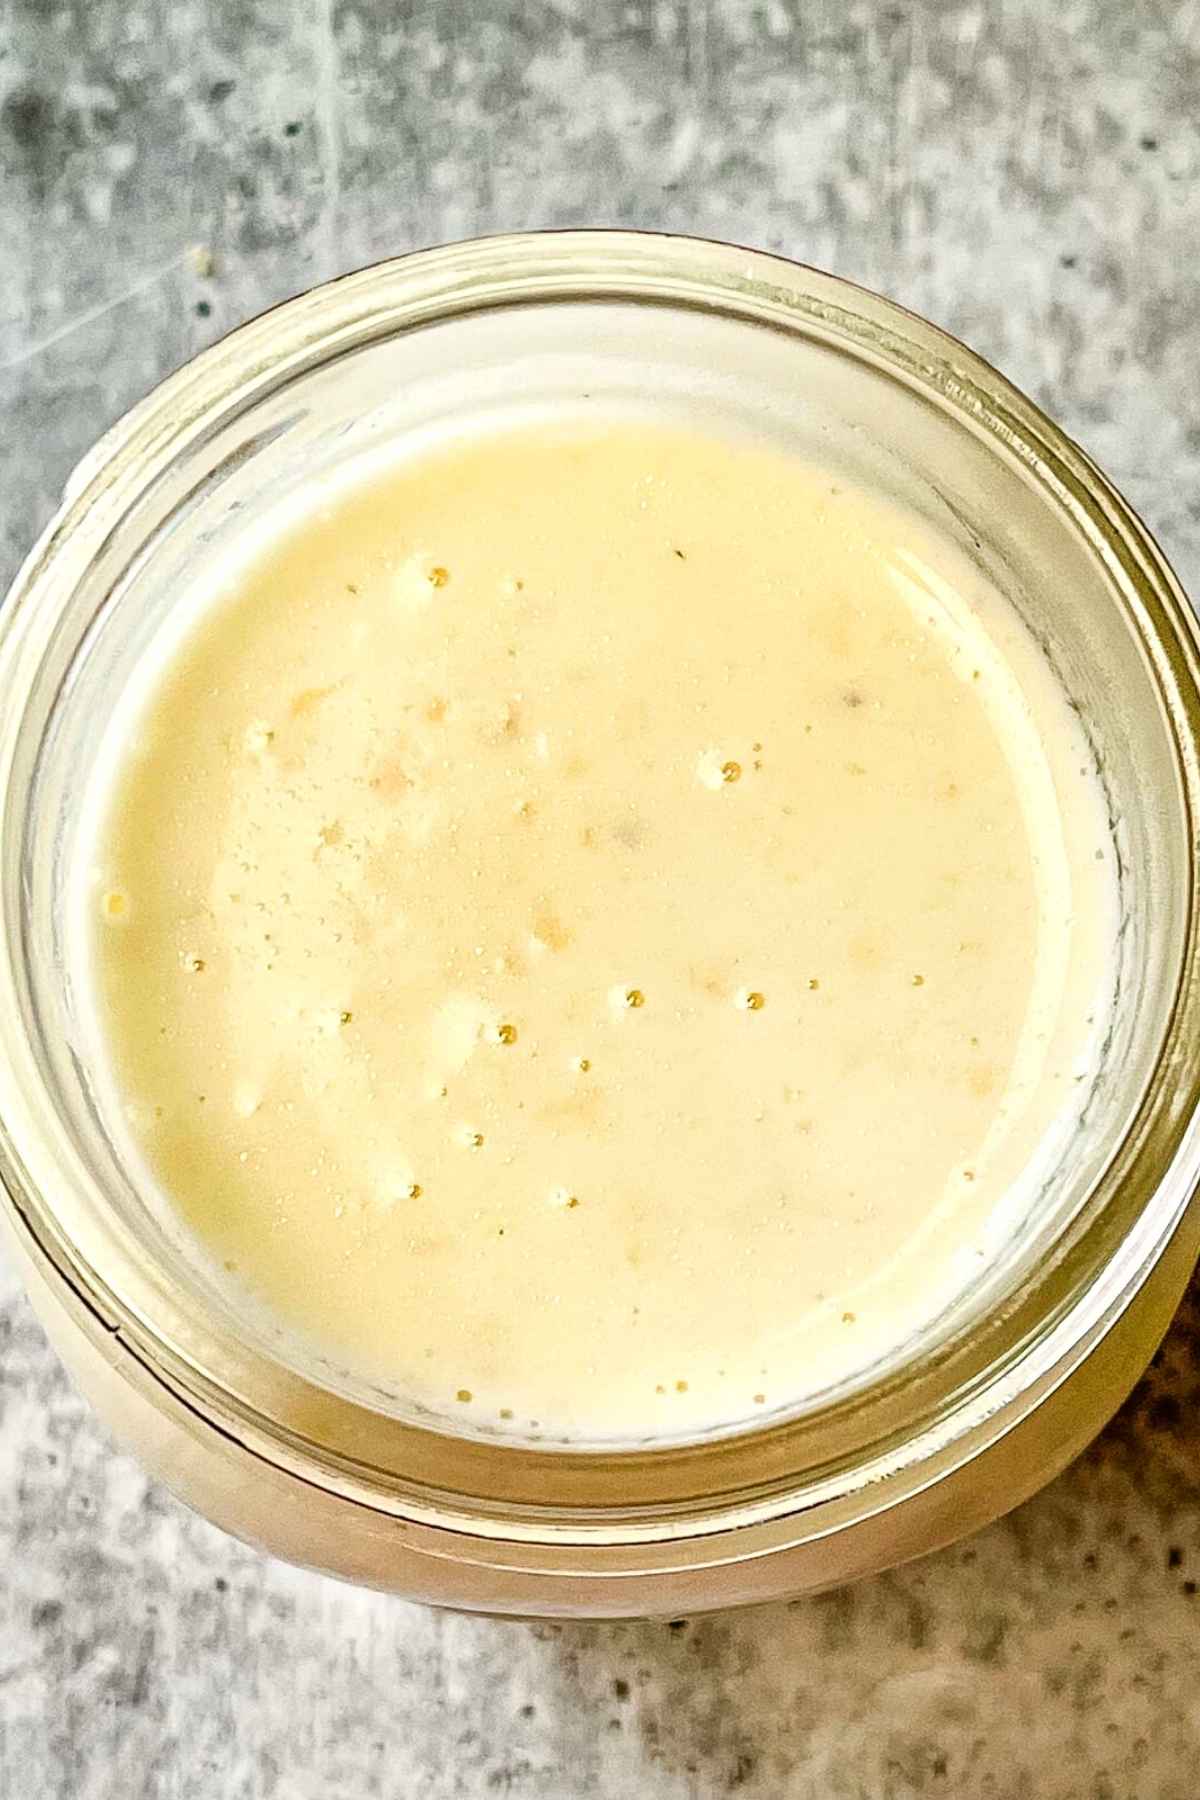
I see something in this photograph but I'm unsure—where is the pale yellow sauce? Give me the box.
[88,420,1114,1439]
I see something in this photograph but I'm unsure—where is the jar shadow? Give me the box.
[498,1273,1200,1794]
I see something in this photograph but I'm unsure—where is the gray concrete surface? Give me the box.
[2,2,1200,1795]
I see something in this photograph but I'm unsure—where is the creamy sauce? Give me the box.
[87,419,1115,1439]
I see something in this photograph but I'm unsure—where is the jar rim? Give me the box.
[3,229,1200,1542]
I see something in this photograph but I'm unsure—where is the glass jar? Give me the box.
[2,232,1199,1617]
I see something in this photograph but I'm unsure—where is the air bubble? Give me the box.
[243,721,275,756]
[697,749,745,790]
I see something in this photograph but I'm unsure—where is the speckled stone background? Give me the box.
[3,2,1200,1795]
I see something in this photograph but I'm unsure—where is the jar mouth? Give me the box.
[3,230,1200,1532]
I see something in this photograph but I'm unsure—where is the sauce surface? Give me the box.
[89,420,1113,1438]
